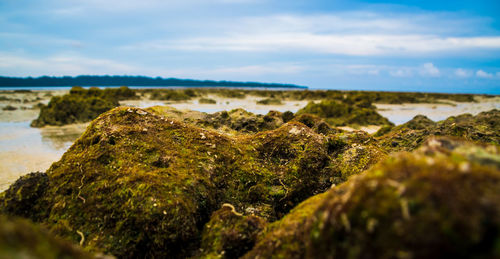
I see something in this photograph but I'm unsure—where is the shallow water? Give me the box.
[0,121,83,191]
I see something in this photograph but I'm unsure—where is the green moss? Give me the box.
[198,204,266,258]
[373,124,393,137]
[378,110,500,153]
[0,172,49,221]
[243,137,500,258]
[296,99,393,127]
[256,98,283,105]
[150,89,193,101]
[308,138,500,259]
[5,107,373,257]
[8,102,496,257]
[0,215,93,259]
[31,86,138,127]
[199,98,217,104]
[242,192,329,259]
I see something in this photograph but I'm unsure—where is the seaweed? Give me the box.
[244,137,500,258]
[150,89,194,101]
[197,204,266,258]
[0,172,49,221]
[199,98,217,104]
[378,110,500,152]
[296,99,393,127]
[31,86,138,127]
[4,102,498,258]
[4,107,374,257]
[256,98,283,105]
[0,215,93,259]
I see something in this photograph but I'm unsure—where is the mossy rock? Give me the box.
[403,114,436,130]
[378,110,500,152]
[197,204,266,258]
[243,137,500,258]
[149,89,197,101]
[31,86,138,127]
[194,108,286,134]
[296,99,393,127]
[0,215,94,259]
[4,107,374,257]
[0,172,49,221]
[256,98,283,105]
[199,98,217,104]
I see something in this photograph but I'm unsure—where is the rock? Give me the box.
[3,107,380,257]
[244,137,500,258]
[378,109,500,153]
[197,204,266,258]
[0,215,94,259]
[0,172,49,221]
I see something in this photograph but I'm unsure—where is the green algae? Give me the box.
[199,98,217,104]
[0,172,49,221]
[0,215,94,259]
[256,98,283,105]
[296,99,393,127]
[4,106,381,257]
[243,137,500,259]
[378,110,500,153]
[197,204,266,258]
[3,101,499,258]
[149,106,288,135]
[31,86,137,127]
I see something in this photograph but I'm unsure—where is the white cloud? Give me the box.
[476,70,494,78]
[115,11,500,56]
[208,64,303,75]
[128,33,500,57]
[455,68,472,78]
[420,63,440,77]
[389,68,413,77]
[0,53,136,76]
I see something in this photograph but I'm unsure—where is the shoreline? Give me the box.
[0,89,499,192]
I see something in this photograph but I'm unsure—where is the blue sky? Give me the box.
[0,0,499,93]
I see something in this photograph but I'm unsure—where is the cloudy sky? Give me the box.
[1,0,499,93]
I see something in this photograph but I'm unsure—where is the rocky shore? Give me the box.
[0,88,499,258]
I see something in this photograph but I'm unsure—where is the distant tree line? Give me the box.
[0,75,306,89]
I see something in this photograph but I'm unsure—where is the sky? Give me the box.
[0,0,499,93]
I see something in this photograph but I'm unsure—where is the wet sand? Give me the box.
[0,90,498,191]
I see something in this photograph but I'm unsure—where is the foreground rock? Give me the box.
[0,215,94,259]
[2,106,384,258]
[2,106,499,258]
[244,137,500,258]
